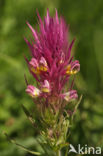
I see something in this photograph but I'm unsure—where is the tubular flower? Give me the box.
[26,85,41,98]
[66,60,80,75]
[41,80,51,93]
[29,57,48,75]
[39,57,48,72]
[29,58,40,74]
[25,9,80,109]
[62,90,78,102]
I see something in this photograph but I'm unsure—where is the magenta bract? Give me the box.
[25,9,80,108]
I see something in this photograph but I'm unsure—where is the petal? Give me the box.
[67,39,75,60]
[27,22,39,43]
[46,8,50,26]
[71,60,80,72]
[26,85,41,97]
[41,80,51,93]
[55,9,59,25]
[61,90,78,101]
[29,58,38,68]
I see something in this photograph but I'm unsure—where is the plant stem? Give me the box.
[65,147,68,156]
[57,150,61,156]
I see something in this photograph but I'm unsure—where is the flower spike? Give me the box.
[25,9,80,103]
[24,9,80,153]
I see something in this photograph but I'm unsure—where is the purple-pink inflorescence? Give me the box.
[25,9,80,112]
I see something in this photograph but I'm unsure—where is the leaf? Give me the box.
[71,95,83,122]
[21,104,36,128]
[59,142,69,150]
[4,133,41,155]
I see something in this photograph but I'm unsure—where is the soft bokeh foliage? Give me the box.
[0,0,103,155]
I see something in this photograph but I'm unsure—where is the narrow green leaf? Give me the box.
[4,133,41,155]
[71,95,83,122]
[21,104,36,127]
[59,142,69,150]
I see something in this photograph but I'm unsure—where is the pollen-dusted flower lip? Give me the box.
[25,9,80,106]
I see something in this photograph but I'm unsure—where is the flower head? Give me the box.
[25,9,80,110]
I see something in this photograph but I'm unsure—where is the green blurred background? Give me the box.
[0,0,103,155]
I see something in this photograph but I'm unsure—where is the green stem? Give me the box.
[65,147,68,156]
[57,150,61,156]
